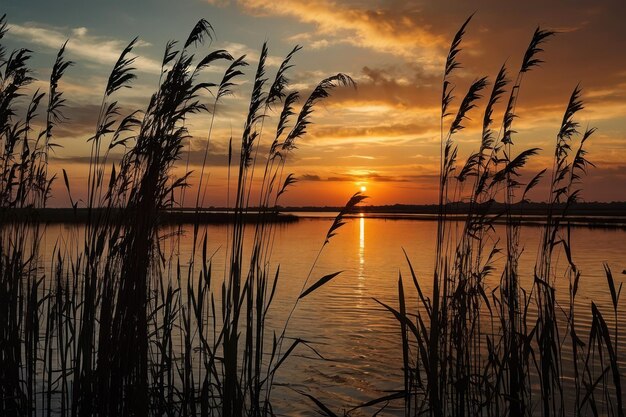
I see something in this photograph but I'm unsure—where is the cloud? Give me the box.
[300,174,322,181]
[7,23,162,74]
[72,27,88,37]
[308,122,437,145]
[206,0,231,6]
[236,0,446,65]
[339,155,377,160]
[51,138,247,169]
[52,154,122,165]
[53,103,102,138]
[310,39,330,49]
[321,65,442,112]
[299,171,429,183]
[216,41,287,68]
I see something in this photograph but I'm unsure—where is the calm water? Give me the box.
[39,216,626,416]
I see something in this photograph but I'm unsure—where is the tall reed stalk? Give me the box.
[378,15,623,417]
[0,14,357,416]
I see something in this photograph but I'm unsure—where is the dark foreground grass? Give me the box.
[374,16,624,417]
[0,11,623,417]
[0,14,359,416]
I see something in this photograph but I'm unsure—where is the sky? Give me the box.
[2,0,625,207]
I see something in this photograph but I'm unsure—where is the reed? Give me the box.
[1,10,623,417]
[0,14,357,416]
[377,15,624,417]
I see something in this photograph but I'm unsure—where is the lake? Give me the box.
[38,215,626,416]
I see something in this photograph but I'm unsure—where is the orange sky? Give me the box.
[3,0,625,206]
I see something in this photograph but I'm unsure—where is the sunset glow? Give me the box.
[2,1,625,207]
[3,2,626,416]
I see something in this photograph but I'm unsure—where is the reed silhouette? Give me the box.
[373,15,623,417]
[0,11,623,417]
[0,14,359,416]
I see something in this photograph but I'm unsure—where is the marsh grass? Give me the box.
[375,15,625,417]
[1,10,623,417]
[0,14,359,416]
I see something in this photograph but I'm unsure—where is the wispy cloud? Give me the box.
[206,0,231,6]
[299,171,432,183]
[7,23,162,74]
[215,41,284,67]
[338,155,377,160]
[236,0,446,66]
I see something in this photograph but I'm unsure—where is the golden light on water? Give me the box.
[359,213,365,270]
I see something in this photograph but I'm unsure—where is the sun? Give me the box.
[360,185,367,193]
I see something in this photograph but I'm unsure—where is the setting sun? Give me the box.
[360,185,367,193]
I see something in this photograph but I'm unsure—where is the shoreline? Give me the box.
[1,208,626,229]
[0,208,299,224]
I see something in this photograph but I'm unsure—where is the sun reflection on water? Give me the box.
[359,213,365,274]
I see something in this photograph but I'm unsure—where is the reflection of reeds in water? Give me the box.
[377,15,624,417]
[0,14,362,415]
